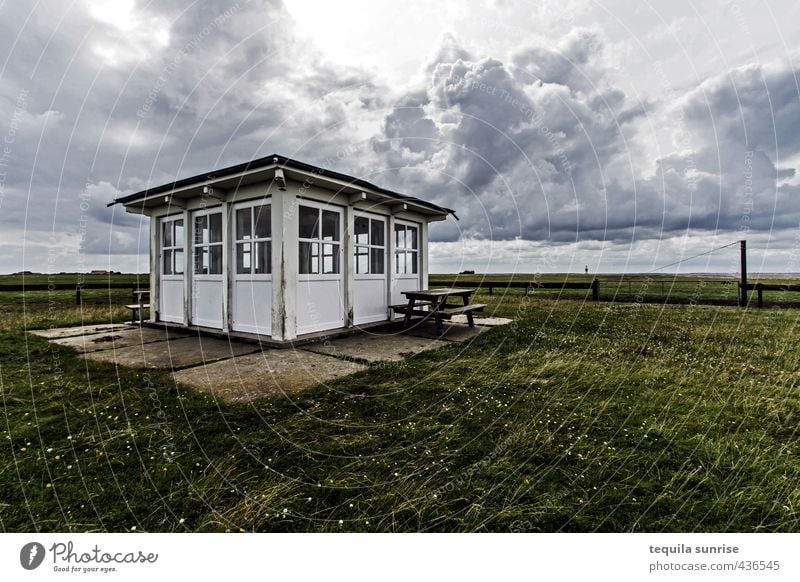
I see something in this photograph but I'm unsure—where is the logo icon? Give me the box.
[20,542,46,570]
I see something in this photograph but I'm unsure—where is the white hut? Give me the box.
[110,155,455,344]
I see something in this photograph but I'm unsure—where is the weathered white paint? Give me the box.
[158,214,185,324]
[353,210,388,325]
[190,206,224,329]
[271,185,298,341]
[296,198,345,335]
[133,165,446,340]
[149,214,158,323]
[191,279,224,327]
[391,218,423,306]
[232,198,273,335]
[343,203,355,327]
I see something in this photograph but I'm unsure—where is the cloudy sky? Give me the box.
[2,0,800,274]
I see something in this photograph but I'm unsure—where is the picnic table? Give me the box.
[392,288,486,333]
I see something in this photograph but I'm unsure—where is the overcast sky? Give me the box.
[2,0,800,274]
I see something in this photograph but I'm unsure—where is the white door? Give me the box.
[297,201,345,335]
[232,200,272,335]
[353,212,388,325]
[191,207,224,328]
[391,219,421,309]
[158,215,185,323]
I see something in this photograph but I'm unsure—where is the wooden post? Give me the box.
[740,240,747,307]
[592,278,599,302]
[76,284,81,305]
[757,284,763,308]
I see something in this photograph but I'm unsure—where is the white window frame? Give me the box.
[353,211,386,281]
[233,199,272,281]
[297,199,343,282]
[192,207,224,280]
[393,219,420,278]
[160,214,185,279]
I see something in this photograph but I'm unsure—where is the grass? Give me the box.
[1,279,799,532]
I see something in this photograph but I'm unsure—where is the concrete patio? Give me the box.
[32,317,511,403]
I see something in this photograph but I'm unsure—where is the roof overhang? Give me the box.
[109,154,457,221]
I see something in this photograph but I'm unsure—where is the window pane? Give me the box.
[254,205,271,238]
[299,241,316,274]
[322,243,339,274]
[408,226,418,249]
[209,213,223,243]
[210,245,222,274]
[254,241,271,274]
[371,247,384,274]
[355,246,368,274]
[298,206,319,239]
[236,208,252,240]
[236,242,251,274]
[162,222,172,247]
[395,252,404,274]
[322,210,339,241]
[194,215,207,245]
[395,224,404,248]
[354,216,369,246]
[174,220,184,246]
[174,250,184,274]
[371,219,384,247]
[163,249,173,275]
[194,247,208,274]
[410,251,418,274]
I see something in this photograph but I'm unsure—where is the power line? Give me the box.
[645,240,741,274]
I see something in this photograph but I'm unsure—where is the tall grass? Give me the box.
[1,289,799,532]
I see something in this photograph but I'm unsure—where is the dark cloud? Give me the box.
[369,32,800,249]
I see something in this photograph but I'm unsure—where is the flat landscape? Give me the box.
[1,274,799,532]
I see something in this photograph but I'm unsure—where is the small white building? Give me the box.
[111,155,455,343]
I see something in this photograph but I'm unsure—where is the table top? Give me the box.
[402,288,476,299]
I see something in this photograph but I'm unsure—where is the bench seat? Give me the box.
[124,303,151,324]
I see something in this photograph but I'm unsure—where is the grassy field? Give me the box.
[1,277,799,532]
[431,272,800,306]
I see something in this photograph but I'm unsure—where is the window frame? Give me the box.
[393,219,420,278]
[233,200,272,280]
[192,207,224,278]
[160,214,185,278]
[353,211,386,280]
[297,200,343,280]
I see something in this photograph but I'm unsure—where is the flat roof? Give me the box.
[110,153,456,219]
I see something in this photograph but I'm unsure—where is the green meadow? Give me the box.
[0,275,798,532]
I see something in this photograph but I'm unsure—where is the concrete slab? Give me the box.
[29,323,133,339]
[450,315,513,327]
[82,336,259,369]
[172,349,367,403]
[51,327,182,353]
[301,332,449,363]
[403,322,489,342]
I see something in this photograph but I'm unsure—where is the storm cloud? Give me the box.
[1,1,799,272]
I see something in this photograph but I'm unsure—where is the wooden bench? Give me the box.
[439,303,487,327]
[124,303,151,324]
[126,289,151,324]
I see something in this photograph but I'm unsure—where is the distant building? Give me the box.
[89,270,111,275]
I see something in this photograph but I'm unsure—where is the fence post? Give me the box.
[757,284,763,308]
[592,279,600,302]
[75,285,81,305]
